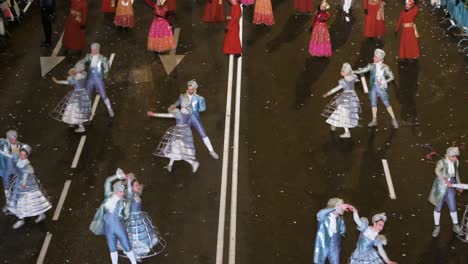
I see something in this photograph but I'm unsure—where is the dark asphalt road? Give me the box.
[0,0,467,263]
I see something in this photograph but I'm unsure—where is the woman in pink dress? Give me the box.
[253,0,274,26]
[309,1,332,57]
[148,0,175,52]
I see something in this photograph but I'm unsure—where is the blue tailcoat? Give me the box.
[314,208,346,264]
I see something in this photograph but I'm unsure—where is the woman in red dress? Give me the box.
[63,0,87,51]
[223,0,242,55]
[395,0,420,59]
[101,0,116,13]
[203,0,225,23]
[294,0,313,14]
[363,0,385,38]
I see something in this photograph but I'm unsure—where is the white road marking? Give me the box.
[23,1,34,13]
[52,180,72,221]
[215,54,234,264]
[36,232,52,264]
[228,6,244,264]
[360,76,369,94]
[71,136,86,168]
[382,159,397,199]
[89,95,101,121]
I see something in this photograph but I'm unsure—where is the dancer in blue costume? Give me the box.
[51,63,92,133]
[0,130,24,212]
[171,80,219,159]
[348,208,397,264]
[428,147,463,237]
[313,198,353,264]
[147,106,200,172]
[120,173,166,260]
[89,169,138,264]
[322,63,361,138]
[0,144,51,229]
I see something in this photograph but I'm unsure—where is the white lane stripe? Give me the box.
[382,159,396,199]
[52,180,72,221]
[89,95,101,121]
[215,55,235,264]
[71,136,87,168]
[228,6,243,264]
[36,232,52,264]
[23,1,33,13]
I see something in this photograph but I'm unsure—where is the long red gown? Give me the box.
[363,0,385,37]
[223,4,242,55]
[101,0,116,13]
[203,0,225,23]
[395,5,420,59]
[63,0,87,50]
[294,0,313,13]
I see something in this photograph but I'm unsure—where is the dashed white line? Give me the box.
[36,232,52,264]
[71,136,87,168]
[52,180,72,221]
[382,159,396,199]
[89,95,101,121]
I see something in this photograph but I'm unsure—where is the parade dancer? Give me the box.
[343,0,353,22]
[322,63,360,138]
[63,0,87,53]
[0,130,23,212]
[148,0,175,53]
[0,145,52,229]
[202,0,225,23]
[51,63,92,133]
[114,0,135,28]
[78,43,115,118]
[89,169,138,264]
[171,80,219,159]
[353,49,398,129]
[313,198,353,264]
[147,106,200,172]
[428,147,463,237]
[253,0,274,26]
[309,0,332,57]
[348,208,397,264]
[39,0,55,48]
[121,174,166,260]
[363,0,386,38]
[394,0,420,60]
[223,0,242,56]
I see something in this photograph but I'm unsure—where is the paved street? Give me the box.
[0,0,467,263]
